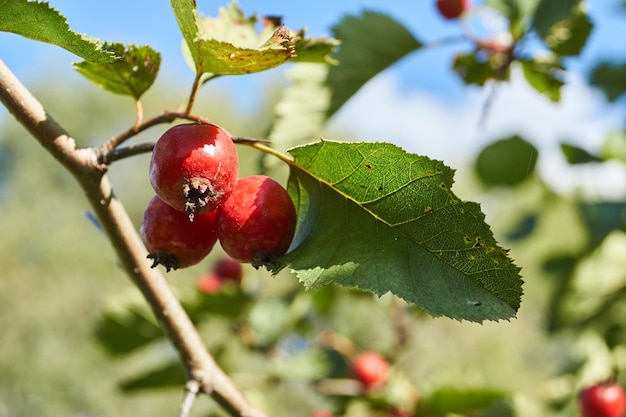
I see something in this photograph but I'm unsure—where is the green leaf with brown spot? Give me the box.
[280,141,523,323]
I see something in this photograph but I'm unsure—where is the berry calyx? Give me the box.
[435,0,469,20]
[579,382,626,417]
[351,351,390,388]
[216,175,296,268]
[140,195,219,271]
[149,123,239,220]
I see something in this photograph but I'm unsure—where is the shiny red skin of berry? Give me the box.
[436,0,469,20]
[213,257,243,282]
[351,351,390,388]
[579,382,626,417]
[149,123,239,217]
[216,175,296,268]
[141,195,219,271]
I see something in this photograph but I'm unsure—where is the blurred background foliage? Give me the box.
[2,1,626,417]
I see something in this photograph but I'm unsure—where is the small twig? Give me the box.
[184,72,203,116]
[179,379,201,417]
[232,136,272,145]
[98,141,155,164]
[133,99,144,130]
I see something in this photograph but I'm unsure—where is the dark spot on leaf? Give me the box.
[464,236,472,244]
[424,206,433,215]
[378,186,384,192]
[365,163,373,170]
[473,238,483,248]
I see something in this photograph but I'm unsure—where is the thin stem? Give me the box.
[0,58,267,417]
[184,72,203,116]
[133,99,144,130]
[179,380,201,417]
[99,141,155,164]
[246,141,293,164]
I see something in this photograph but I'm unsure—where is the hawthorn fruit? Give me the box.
[351,351,390,388]
[310,411,335,417]
[435,0,469,20]
[141,195,219,272]
[216,175,296,268]
[579,382,626,417]
[149,123,239,220]
[213,257,243,283]
[196,272,223,294]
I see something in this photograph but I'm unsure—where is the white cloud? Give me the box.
[329,69,626,198]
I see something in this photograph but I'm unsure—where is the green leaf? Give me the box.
[271,348,331,381]
[291,29,341,65]
[73,44,161,99]
[171,1,295,75]
[269,12,422,147]
[532,0,593,57]
[95,292,163,356]
[560,142,602,165]
[417,387,513,417]
[475,135,538,186]
[601,131,626,162]
[281,141,523,323]
[119,361,185,392]
[269,63,332,147]
[327,11,422,116]
[532,0,578,38]
[0,0,118,63]
[590,62,626,102]
[520,58,564,102]
[453,52,510,86]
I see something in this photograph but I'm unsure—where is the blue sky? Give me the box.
[2,1,626,197]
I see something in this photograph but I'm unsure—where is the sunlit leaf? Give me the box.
[417,387,514,417]
[280,141,523,323]
[475,135,538,186]
[171,1,336,76]
[453,53,509,86]
[601,131,626,162]
[269,11,422,147]
[543,8,593,56]
[327,11,422,115]
[74,44,161,99]
[269,63,332,147]
[520,58,564,102]
[0,0,118,63]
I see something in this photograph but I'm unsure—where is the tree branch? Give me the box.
[0,58,267,417]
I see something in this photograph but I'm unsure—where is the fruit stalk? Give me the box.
[0,58,266,417]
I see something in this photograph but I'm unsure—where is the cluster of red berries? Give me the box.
[435,0,469,20]
[141,123,297,272]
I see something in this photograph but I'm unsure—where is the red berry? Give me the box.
[351,351,390,388]
[436,0,469,20]
[310,411,334,417]
[213,257,243,282]
[141,195,219,271]
[149,123,239,219]
[196,272,222,294]
[579,382,626,417]
[216,175,296,268]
